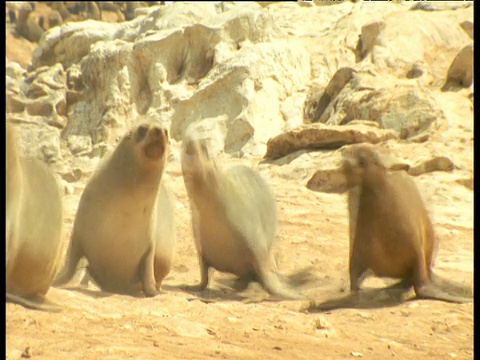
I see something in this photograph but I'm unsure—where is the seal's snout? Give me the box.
[151,127,168,140]
[138,124,169,160]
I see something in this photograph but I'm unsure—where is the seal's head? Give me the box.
[343,145,386,188]
[125,122,170,173]
[181,138,219,197]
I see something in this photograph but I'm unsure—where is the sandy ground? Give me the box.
[6,4,473,360]
[6,145,473,359]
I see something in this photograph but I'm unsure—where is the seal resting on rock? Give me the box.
[181,138,304,300]
[6,123,64,312]
[54,121,175,297]
[310,145,471,311]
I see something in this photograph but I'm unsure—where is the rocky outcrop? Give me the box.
[6,61,67,163]
[265,123,397,160]
[23,3,309,159]
[308,69,447,139]
[5,2,473,195]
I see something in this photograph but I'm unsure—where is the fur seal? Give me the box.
[54,121,175,297]
[15,2,45,42]
[313,145,470,311]
[181,139,304,300]
[6,123,64,312]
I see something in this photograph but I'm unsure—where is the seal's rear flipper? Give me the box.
[6,293,63,313]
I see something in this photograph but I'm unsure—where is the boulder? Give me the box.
[442,44,473,90]
[265,123,397,159]
[317,70,447,139]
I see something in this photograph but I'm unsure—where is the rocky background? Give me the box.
[6,2,473,359]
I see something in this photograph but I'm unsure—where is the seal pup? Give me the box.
[6,123,64,312]
[181,138,304,300]
[311,145,470,311]
[54,121,175,297]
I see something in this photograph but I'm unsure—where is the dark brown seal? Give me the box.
[6,123,64,312]
[314,145,470,311]
[54,121,174,297]
[181,139,304,300]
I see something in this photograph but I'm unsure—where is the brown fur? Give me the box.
[54,121,175,297]
[6,124,64,312]
[181,139,304,300]
[310,145,470,312]
[344,145,470,303]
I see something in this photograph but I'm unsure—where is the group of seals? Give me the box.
[6,123,64,312]
[181,139,304,300]
[54,121,174,297]
[311,144,470,311]
[7,119,470,312]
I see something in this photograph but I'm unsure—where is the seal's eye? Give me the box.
[136,125,149,140]
[358,154,367,168]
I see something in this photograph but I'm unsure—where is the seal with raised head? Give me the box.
[313,145,470,311]
[181,138,303,300]
[54,121,175,297]
[6,123,64,312]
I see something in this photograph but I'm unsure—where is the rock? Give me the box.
[442,44,473,90]
[169,40,310,155]
[311,67,356,123]
[32,21,123,70]
[320,71,447,139]
[265,123,397,159]
[89,143,112,159]
[346,120,379,128]
[459,20,473,40]
[7,120,63,164]
[7,63,68,130]
[33,3,308,158]
[406,63,424,79]
[282,92,307,130]
[59,168,83,183]
[357,21,385,61]
[303,83,325,124]
[5,1,473,172]
[62,181,76,196]
[455,176,473,191]
[360,9,471,80]
[410,2,473,11]
[306,167,348,194]
[6,61,68,162]
[6,61,25,79]
[15,2,45,43]
[313,316,336,337]
[48,10,63,29]
[67,135,93,156]
[408,156,455,176]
